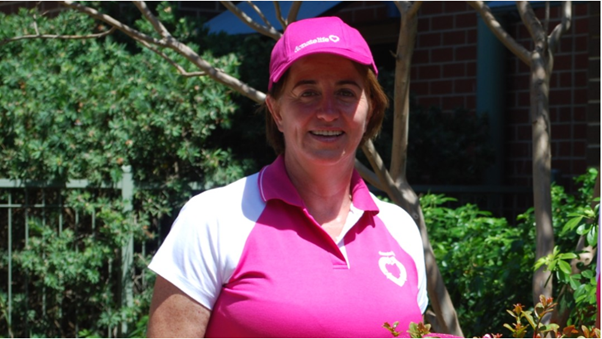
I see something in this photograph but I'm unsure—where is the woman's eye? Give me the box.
[300,90,318,97]
[338,89,355,97]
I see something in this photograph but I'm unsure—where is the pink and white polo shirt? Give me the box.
[149,156,428,337]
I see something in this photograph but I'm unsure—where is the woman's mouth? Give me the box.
[310,130,343,137]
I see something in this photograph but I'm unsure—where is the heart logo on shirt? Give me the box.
[378,252,407,287]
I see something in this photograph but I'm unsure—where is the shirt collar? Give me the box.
[258,155,379,213]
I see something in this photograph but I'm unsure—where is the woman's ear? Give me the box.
[266,95,284,132]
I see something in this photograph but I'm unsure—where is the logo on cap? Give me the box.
[294,35,341,53]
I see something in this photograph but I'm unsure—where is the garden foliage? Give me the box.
[0,5,252,337]
[424,168,599,337]
[0,3,597,338]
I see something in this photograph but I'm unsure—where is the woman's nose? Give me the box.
[316,95,338,121]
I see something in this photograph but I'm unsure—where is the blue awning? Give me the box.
[207,1,342,35]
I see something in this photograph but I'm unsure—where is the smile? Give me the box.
[310,130,343,137]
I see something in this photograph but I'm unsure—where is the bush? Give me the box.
[0,4,252,337]
[424,168,599,337]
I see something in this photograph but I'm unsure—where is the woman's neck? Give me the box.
[283,154,355,232]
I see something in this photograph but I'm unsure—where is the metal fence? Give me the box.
[1,167,531,337]
[0,166,140,337]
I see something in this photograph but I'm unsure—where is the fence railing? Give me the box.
[1,166,146,337]
[1,167,531,337]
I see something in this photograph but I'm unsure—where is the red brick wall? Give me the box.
[504,3,593,190]
[411,2,478,115]
[345,2,596,192]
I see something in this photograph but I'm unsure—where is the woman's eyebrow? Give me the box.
[292,79,361,90]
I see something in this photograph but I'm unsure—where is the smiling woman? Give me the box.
[147,16,427,338]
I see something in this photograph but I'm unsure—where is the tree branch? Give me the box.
[548,1,571,52]
[0,26,116,47]
[517,1,546,48]
[220,1,282,40]
[59,1,265,103]
[468,1,531,65]
[132,1,173,39]
[273,1,288,30]
[245,1,274,28]
[361,140,404,205]
[137,39,206,77]
[390,1,419,185]
[287,1,302,25]
[354,159,386,192]
[62,1,168,47]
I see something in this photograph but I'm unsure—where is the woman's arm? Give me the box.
[147,275,211,338]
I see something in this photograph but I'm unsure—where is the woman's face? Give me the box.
[267,54,372,168]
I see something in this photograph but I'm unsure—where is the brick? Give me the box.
[418,96,442,108]
[573,88,587,105]
[589,15,601,36]
[549,89,572,105]
[353,8,377,23]
[587,80,600,101]
[413,50,430,64]
[466,29,477,44]
[465,95,476,110]
[444,1,470,12]
[419,2,444,15]
[587,125,601,143]
[573,123,587,138]
[431,80,453,94]
[432,15,454,30]
[443,30,466,45]
[554,54,572,71]
[455,45,476,61]
[443,95,466,110]
[590,38,600,58]
[586,148,600,168]
[588,59,600,80]
[418,17,430,31]
[575,17,590,34]
[590,1,600,14]
[573,141,587,157]
[518,92,530,107]
[554,124,571,139]
[509,142,530,157]
[454,79,474,93]
[419,65,441,79]
[466,62,476,77]
[443,62,465,77]
[557,107,571,122]
[573,159,588,175]
[410,82,429,96]
[587,103,600,122]
[575,3,589,16]
[419,32,442,47]
[557,141,572,157]
[517,125,532,140]
[511,75,530,91]
[553,159,572,174]
[572,108,586,124]
[431,47,454,62]
[375,6,388,20]
[574,35,588,53]
[573,71,587,87]
[455,13,477,28]
[508,109,530,124]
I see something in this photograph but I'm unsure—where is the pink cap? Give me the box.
[268,16,377,90]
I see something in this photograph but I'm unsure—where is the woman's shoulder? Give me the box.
[370,193,416,225]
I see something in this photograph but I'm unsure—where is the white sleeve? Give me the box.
[148,174,264,310]
[148,192,224,310]
[373,195,429,314]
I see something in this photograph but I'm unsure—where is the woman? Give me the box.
[147,16,427,337]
